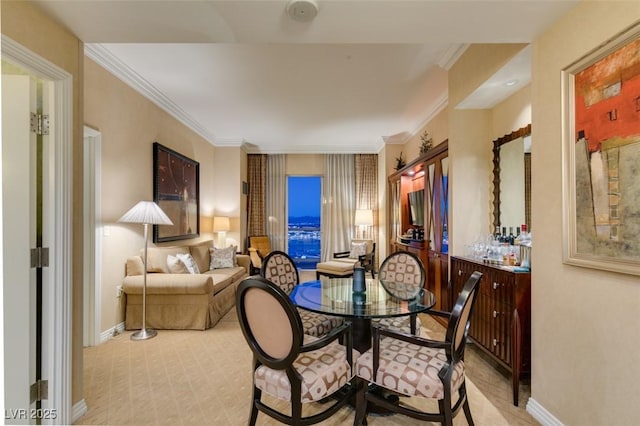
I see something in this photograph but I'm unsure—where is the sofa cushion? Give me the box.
[209,245,237,269]
[126,256,145,276]
[189,240,214,273]
[167,255,188,274]
[145,246,189,273]
[177,253,200,274]
[204,266,247,293]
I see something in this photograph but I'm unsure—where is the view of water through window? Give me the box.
[287,176,321,270]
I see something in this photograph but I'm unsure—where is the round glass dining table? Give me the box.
[290,278,435,353]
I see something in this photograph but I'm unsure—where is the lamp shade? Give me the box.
[212,216,230,232]
[354,209,374,226]
[118,201,173,225]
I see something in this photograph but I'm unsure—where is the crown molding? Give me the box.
[384,92,448,146]
[84,44,217,145]
[241,142,382,154]
[437,43,470,70]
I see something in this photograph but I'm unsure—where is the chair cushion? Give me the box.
[372,315,422,335]
[316,260,356,274]
[254,341,354,403]
[298,309,344,337]
[355,337,465,400]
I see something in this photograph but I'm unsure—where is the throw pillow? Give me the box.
[166,255,188,274]
[349,242,368,259]
[176,253,200,274]
[209,245,237,269]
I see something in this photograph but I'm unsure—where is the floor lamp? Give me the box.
[354,209,373,239]
[118,201,173,340]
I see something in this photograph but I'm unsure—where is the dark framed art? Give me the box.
[153,142,200,242]
[562,22,640,275]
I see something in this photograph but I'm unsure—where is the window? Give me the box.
[287,176,321,270]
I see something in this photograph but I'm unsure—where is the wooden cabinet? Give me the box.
[451,256,531,406]
[388,141,450,313]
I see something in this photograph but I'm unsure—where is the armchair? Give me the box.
[236,276,357,425]
[247,235,271,274]
[354,271,483,426]
[315,239,376,280]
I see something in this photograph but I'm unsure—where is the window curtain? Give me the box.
[321,154,355,261]
[355,154,378,241]
[247,154,266,238]
[266,154,287,252]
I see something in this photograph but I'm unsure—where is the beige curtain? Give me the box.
[355,154,378,241]
[247,154,266,238]
[266,154,287,252]
[321,154,355,261]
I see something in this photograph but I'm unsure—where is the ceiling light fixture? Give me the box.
[505,80,518,86]
[286,0,318,22]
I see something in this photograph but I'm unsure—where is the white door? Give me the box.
[2,72,50,424]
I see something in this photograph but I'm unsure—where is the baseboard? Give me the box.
[99,321,125,344]
[526,397,564,426]
[71,399,88,424]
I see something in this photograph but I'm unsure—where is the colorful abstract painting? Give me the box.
[565,24,640,274]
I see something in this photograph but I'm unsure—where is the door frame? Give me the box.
[83,127,101,347]
[2,35,73,424]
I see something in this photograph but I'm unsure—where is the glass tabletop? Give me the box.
[290,278,435,319]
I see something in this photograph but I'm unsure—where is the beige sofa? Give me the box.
[123,240,250,330]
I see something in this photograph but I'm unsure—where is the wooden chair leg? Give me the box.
[248,387,260,426]
[354,377,368,426]
[460,382,474,426]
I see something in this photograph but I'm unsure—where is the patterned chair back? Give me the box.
[378,251,425,300]
[260,251,299,295]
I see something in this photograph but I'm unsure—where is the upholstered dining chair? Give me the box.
[374,251,426,335]
[236,277,357,426]
[261,250,343,337]
[353,271,483,426]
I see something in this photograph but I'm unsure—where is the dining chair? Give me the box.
[261,250,343,337]
[374,250,425,335]
[353,271,483,426]
[236,277,357,426]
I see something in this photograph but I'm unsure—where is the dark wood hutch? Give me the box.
[388,141,450,314]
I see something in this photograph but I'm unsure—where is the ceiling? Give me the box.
[34,0,577,153]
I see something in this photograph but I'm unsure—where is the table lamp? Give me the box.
[354,209,374,239]
[213,216,230,248]
[118,201,173,340]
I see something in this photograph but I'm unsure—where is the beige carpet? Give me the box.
[78,271,535,425]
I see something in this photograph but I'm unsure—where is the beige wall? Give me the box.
[531,2,640,424]
[213,147,244,249]
[84,58,220,334]
[402,107,450,164]
[1,0,85,406]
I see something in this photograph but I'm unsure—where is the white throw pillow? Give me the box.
[209,245,237,269]
[166,254,188,274]
[176,253,200,274]
[349,242,368,259]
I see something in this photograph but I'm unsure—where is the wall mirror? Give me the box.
[492,124,531,233]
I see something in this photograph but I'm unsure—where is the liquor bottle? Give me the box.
[508,227,515,245]
[501,226,507,243]
[494,226,501,241]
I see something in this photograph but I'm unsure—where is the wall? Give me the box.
[83,58,219,334]
[531,2,640,424]
[401,107,449,163]
[1,0,85,406]
[213,147,244,249]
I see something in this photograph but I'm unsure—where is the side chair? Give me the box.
[354,271,484,426]
[375,250,425,335]
[260,250,343,337]
[236,276,357,426]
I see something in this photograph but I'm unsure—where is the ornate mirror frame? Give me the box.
[492,124,532,232]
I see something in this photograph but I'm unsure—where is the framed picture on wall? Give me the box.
[153,142,200,242]
[562,22,640,275]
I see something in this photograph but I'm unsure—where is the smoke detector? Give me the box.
[286,0,318,22]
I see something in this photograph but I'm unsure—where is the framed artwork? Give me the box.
[153,142,200,242]
[562,22,640,275]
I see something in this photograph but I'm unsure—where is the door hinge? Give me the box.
[30,379,48,403]
[30,247,49,268]
[30,113,50,135]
